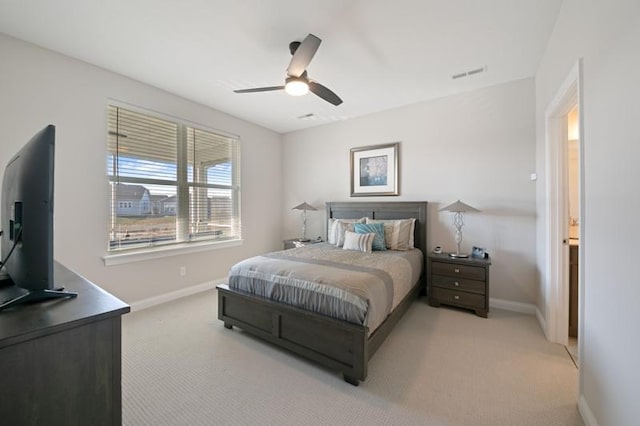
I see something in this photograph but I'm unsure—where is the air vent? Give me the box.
[452,66,487,80]
[297,113,315,120]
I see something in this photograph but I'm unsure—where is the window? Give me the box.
[107,104,241,252]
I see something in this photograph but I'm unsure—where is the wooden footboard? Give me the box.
[217,284,368,382]
[217,280,421,385]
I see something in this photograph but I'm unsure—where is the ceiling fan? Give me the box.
[233,34,343,106]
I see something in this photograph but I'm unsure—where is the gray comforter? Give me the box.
[228,243,422,333]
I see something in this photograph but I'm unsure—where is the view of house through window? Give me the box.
[107,105,240,251]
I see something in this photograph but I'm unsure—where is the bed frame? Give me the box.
[217,201,428,385]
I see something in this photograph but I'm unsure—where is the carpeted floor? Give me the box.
[122,290,583,426]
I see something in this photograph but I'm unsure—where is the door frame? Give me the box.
[544,59,584,347]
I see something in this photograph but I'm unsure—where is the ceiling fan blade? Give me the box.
[309,81,343,106]
[287,34,321,78]
[233,86,285,93]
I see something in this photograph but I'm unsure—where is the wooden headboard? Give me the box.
[325,201,429,285]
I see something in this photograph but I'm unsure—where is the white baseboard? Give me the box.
[535,307,550,340]
[490,297,536,315]
[578,394,599,426]
[130,277,225,312]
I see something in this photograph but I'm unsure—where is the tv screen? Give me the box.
[0,125,76,311]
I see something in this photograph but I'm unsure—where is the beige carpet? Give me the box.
[122,290,583,426]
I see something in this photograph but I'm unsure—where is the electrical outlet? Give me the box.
[179,266,186,277]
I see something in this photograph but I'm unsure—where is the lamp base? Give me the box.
[449,253,469,258]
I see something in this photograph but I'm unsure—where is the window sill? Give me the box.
[102,239,243,266]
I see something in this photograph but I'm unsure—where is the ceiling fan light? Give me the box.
[285,78,309,96]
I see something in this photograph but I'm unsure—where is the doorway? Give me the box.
[544,60,584,369]
[566,105,580,367]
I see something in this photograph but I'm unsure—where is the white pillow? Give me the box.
[328,217,367,246]
[365,218,416,250]
[342,231,374,253]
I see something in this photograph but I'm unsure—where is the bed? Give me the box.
[217,201,428,385]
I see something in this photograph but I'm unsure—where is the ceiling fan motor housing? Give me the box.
[289,41,301,55]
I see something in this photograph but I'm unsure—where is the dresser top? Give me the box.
[428,252,491,266]
[0,262,130,348]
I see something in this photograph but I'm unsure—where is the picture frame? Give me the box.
[350,142,399,197]
[471,246,488,259]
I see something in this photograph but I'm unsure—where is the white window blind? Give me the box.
[107,105,240,252]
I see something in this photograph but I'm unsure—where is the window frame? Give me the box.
[103,100,242,265]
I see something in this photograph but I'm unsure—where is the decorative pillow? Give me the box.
[327,219,335,244]
[365,218,416,250]
[342,231,374,253]
[328,217,367,246]
[354,223,386,251]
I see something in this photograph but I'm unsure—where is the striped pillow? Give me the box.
[328,217,367,246]
[354,223,386,251]
[342,231,374,253]
[365,218,416,250]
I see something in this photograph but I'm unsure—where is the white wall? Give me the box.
[282,78,537,305]
[535,0,640,424]
[0,34,283,304]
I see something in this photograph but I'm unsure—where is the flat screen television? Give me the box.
[0,125,77,311]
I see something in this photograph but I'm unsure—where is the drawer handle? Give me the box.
[454,295,460,300]
[454,268,460,273]
[454,281,460,287]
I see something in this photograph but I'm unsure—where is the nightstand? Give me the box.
[283,238,322,250]
[427,253,491,317]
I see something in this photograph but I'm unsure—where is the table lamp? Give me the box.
[440,200,480,258]
[292,202,317,242]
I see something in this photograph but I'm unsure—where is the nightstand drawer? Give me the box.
[431,287,485,309]
[431,275,486,295]
[431,261,485,281]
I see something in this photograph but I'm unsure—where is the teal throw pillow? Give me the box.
[354,223,386,251]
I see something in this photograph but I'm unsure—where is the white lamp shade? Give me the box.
[285,79,309,96]
[440,200,480,213]
[292,202,317,211]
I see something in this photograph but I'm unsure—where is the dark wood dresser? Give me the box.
[427,253,491,317]
[0,262,130,426]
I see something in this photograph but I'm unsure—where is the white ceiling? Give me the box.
[0,0,563,134]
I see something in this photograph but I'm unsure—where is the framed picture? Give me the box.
[350,142,399,196]
[471,246,488,259]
